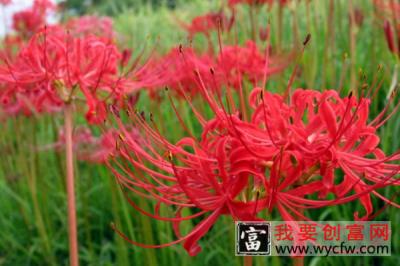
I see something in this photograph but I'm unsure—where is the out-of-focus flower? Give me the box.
[12,0,56,37]
[228,0,289,7]
[350,8,364,27]
[181,11,235,38]
[137,46,216,99]
[52,126,95,151]
[0,26,139,122]
[140,42,289,99]
[373,0,400,56]
[216,40,290,88]
[259,26,269,41]
[383,20,399,56]
[65,16,115,38]
[0,0,11,6]
[48,126,144,163]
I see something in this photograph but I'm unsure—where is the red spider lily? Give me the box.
[50,126,96,150]
[259,26,269,41]
[107,74,399,256]
[349,8,364,27]
[65,16,115,39]
[383,20,400,56]
[249,88,400,219]
[0,26,139,122]
[46,126,144,163]
[179,11,235,40]
[216,40,290,89]
[374,0,400,56]
[12,0,56,38]
[140,42,289,99]
[0,14,146,266]
[138,46,216,99]
[0,0,11,5]
[108,107,269,256]
[228,0,289,7]
[0,40,29,115]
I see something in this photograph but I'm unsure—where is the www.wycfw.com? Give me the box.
[274,242,390,256]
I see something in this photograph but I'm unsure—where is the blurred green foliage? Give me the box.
[64,0,209,15]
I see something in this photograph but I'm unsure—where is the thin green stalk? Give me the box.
[349,0,357,94]
[138,199,158,266]
[277,4,283,52]
[322,0,335,88]
[105,168,130,266]
[27,119,56,265]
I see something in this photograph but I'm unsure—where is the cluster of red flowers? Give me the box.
[0,26,138,122]
[110,77,399,255]
[0,0,59,61]
[0,1,151,123]
[139,46,215,99]
[141,41,290,99]
[12,0,56,38]
[217,41,289,88]
[98,4,400,256]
